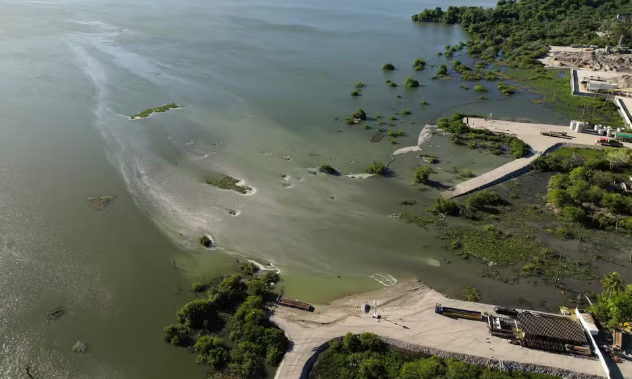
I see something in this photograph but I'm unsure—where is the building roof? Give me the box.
[518,312,588,344]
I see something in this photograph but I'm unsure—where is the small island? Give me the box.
[319,164,339,175]
[206,175,253,194]
[130,103,180,120]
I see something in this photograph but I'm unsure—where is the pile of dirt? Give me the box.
[553,50,632,71]
[611,74,632,88]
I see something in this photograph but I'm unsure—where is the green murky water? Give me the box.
[0,0,573,377]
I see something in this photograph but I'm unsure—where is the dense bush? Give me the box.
[382,63,395,70]
[413,58,426,71]
[367,161,388,176]
[436,64,448,77]
[413,166,435,184]
[311,332,562,379]
[165,273,287,379]
[319,164,339,175]
[412,1,632,67]
[405,76,420,88]
[352,108,367,120]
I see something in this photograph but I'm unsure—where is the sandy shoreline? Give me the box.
[272,279,612,379]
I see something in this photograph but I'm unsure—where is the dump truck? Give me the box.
[616,132,632,143]
[596,137,623,147]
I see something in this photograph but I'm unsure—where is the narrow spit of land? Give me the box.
[441,118,632,199]
[272,279,610,379]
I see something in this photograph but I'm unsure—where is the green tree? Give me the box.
[413,166,435,184]
[353,108,367,120]
[413,58,426,71]
[367,161,388,176]
[562,206,586,222]
[400,356,445,379]
[547,189,571,208]
[601,272,624,297]
[474,84,487,92]
[176,299,216,329]
[342,332,360,352]
[569,166,594,183]
[164,323,190,345]
[444,358,481,379]
[382,63,395,70]
[359,332,383,352]
[602,193,628,213]
[607,149,630,171]
[436,64,448,76]
[548,174,569,190]
[465,190,501,209]
[405,76,420,88]
[194,336,230,369]
[359,357,387,379]
[433,198,461,216]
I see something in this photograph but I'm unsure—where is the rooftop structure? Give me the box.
[518,312,588,350]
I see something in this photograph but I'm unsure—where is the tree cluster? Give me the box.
[311,332,561,379]
[164,271,287,379]
[412,0,632,67]
[535,148,632,229]
[589,272,632,330]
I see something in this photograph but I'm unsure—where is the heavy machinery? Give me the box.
[596,137,623,147]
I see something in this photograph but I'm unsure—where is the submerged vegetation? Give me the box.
[366,161,388,176]
[206,176,252,194]
[437,114,530,158]
[319,164,339,175]
[404,76,419,88]
[382,63,395,70]
[413,166,435,184]
[164,271,287,379]
[413,58,426,71]
[310,332,562,379]
[130,103,180,119]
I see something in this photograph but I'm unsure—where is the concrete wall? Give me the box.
[616,97,632,128]
[575,308,610,379]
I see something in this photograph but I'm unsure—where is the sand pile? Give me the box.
[554,50,632,71]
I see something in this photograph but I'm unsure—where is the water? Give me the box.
[0,0,572,378]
